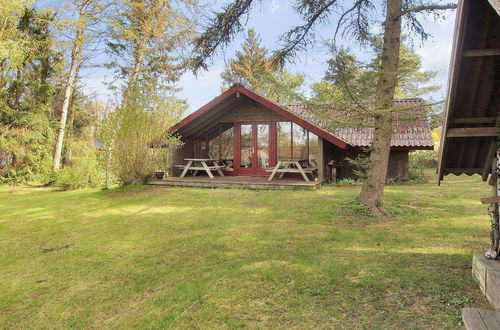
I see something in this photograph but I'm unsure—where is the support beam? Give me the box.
[483,140,497,181]
[463,48,500,57]
[453,117,497,125]
[317,137,325,182]
[445,168,483,175]
[447,127,498,137]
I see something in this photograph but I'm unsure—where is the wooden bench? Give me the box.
[176,159,231,179]
[267,159,317,182]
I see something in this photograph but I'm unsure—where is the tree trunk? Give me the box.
[122,41,147,104]
[65,61,82,166]
[53,1,89,170]
[358,0,402,211]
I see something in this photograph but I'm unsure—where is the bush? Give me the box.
[55,139,103,190]
[100,95,184,186]
[410,149,438,169]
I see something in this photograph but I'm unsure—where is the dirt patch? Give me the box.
[40,243,74,253]
[242,201,263,207]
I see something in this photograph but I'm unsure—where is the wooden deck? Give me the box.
[148,176,321,190]
[462,254,500,329]
[472,254,500,309]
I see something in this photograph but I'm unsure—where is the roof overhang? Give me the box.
[170,85,350,149]
[438,0,500,184]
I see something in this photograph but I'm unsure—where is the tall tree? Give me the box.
[107,0,195,103]
[0,4,64,183]
[221,29,305,103]
[53,0,93,170]
[103,0,196,184]
[318,40,439,99]
[191,0,455,212]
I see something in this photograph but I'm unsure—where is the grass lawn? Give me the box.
[0,172,492,329]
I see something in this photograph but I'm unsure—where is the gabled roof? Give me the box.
[171,84,433,150]
[438,0,500,182]
[171,84,349,149]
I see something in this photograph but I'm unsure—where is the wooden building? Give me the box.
[169,85,433,183]
[437,0,500,327]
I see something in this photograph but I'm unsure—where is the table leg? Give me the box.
[268,161,282,181]
[217,169,224,177]
[192,170,198,176]
[180,160,192,178]
[201,161,214,179]
[295,161,310,182]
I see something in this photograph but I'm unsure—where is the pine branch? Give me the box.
[397,3,457,18]
[273,0,339,67]
[191,0,256,72]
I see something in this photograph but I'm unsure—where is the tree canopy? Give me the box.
[220,29,305,104]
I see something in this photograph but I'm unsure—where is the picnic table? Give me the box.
[267,159,317,182]
[178,158,226,179]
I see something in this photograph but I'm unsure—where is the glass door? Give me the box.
[236,123,275,175]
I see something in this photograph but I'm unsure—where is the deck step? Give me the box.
[472,254,500,309]
[462,308,500,329]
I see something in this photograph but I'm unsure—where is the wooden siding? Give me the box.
[322,140,410,180]
[388,151,410,180]
[219,103,287,123]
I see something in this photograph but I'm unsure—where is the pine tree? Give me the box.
[221,29,305,104]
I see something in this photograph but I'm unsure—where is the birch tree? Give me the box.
[191,0,455,212]
[52,0,111,170]
[53,0,90,170]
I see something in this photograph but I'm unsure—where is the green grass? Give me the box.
[0,172,491,329]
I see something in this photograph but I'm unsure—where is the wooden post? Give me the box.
[317,137,325,182]
[495,148,500,257]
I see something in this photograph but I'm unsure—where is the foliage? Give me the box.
[106,0,195,97]
[0,5,63,184]
[55,137,103,190]
[410,149,439,169]
[311,40,439,111]
[221,29,305,104]
[100,89,184,185]
[0,0,34,68]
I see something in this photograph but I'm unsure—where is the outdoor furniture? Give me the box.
[178,158,227,179]
[267,159,317,182]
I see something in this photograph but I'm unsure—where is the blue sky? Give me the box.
[80,0,457,114]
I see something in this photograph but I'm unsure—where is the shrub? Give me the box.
[100,94,184,186]
[55,139,103,190]
[410,149,438,169]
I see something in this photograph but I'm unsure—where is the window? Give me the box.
[308,133,318,166]
[240,124,252,168]
[257,124,270,168]
[277,121,318,164]
[220,126,233,160]
[292,124,307,159]
[208,125,233,168]
[277,122,292,159]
